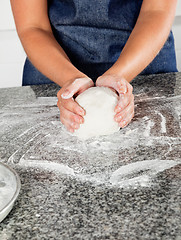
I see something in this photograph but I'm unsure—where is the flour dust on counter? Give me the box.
[16,154,180,189]
[0,85,180,189]
[109,160,179,187]
[1,97,179,189]
[0,73,181,240]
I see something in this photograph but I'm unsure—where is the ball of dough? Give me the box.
[74,86,120,139]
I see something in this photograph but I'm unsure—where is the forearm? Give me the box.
[105,2,177,82]
[19,28,86,86]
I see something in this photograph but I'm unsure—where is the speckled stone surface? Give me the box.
[0,73,181,240]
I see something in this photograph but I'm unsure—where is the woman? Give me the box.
[10,0,177,133]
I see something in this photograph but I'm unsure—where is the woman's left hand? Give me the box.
[96,74,134,128]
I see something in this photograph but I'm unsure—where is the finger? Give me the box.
[57,100,59,108]
[96,75,127,94]
[61,118,75,133]
[59,108,82,133]
[116,80,127,94]
[57,89,85,116]
[57,89,62,100]
[119,111,134,128]
[61,116,80,133]
[60,116,76,133]
[115,81,133,113]
[127,81,133,94]
[115,94,134,113]
[59,104,84,125]
[61,77,93,99]
[60,97,85,117]
[114,100,134,123]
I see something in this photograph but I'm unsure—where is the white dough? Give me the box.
[74,87,120,139]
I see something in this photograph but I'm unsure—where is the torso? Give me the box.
[22,0,177,85]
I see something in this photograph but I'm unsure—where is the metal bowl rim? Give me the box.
[0,162,21,215]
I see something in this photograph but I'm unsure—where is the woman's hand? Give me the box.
[96,75,134,128]
[57,77,94,133]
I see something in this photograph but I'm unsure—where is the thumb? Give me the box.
[61,77,93,99]
[96,75,127,94]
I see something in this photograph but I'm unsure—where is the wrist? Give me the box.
[58,64,88,87]
[62,75,93,91]
[102,65,126,80]
[102,58,134,83]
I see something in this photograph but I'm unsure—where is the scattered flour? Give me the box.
[110,160,178,187]
[142,116,155,137]
[19,160,75,176]
[155,111,167,133]
[3,95,181,190]
[16,158,180,189]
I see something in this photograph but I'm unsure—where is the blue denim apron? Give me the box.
[23,0,177,85]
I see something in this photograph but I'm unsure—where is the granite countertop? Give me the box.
[0,73,181,240]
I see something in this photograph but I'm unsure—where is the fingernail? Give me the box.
[123,88,127,94]
[115,106,121,113]
[76,116,83,124]
[120,88,126,94]
[119,94,125,99]
[69,128,74,133]
[79,118,84,124]
[115,115,122,122]
[119,120,125,128]
[61,90,69,97]
[61,90,73,99]
[72,123,79,129]
[122,120,127,127]
[75,116,80,123]
[78,108,85,116]
[117,82,126,94]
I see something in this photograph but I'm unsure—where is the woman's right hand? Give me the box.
[57,77,94,133]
